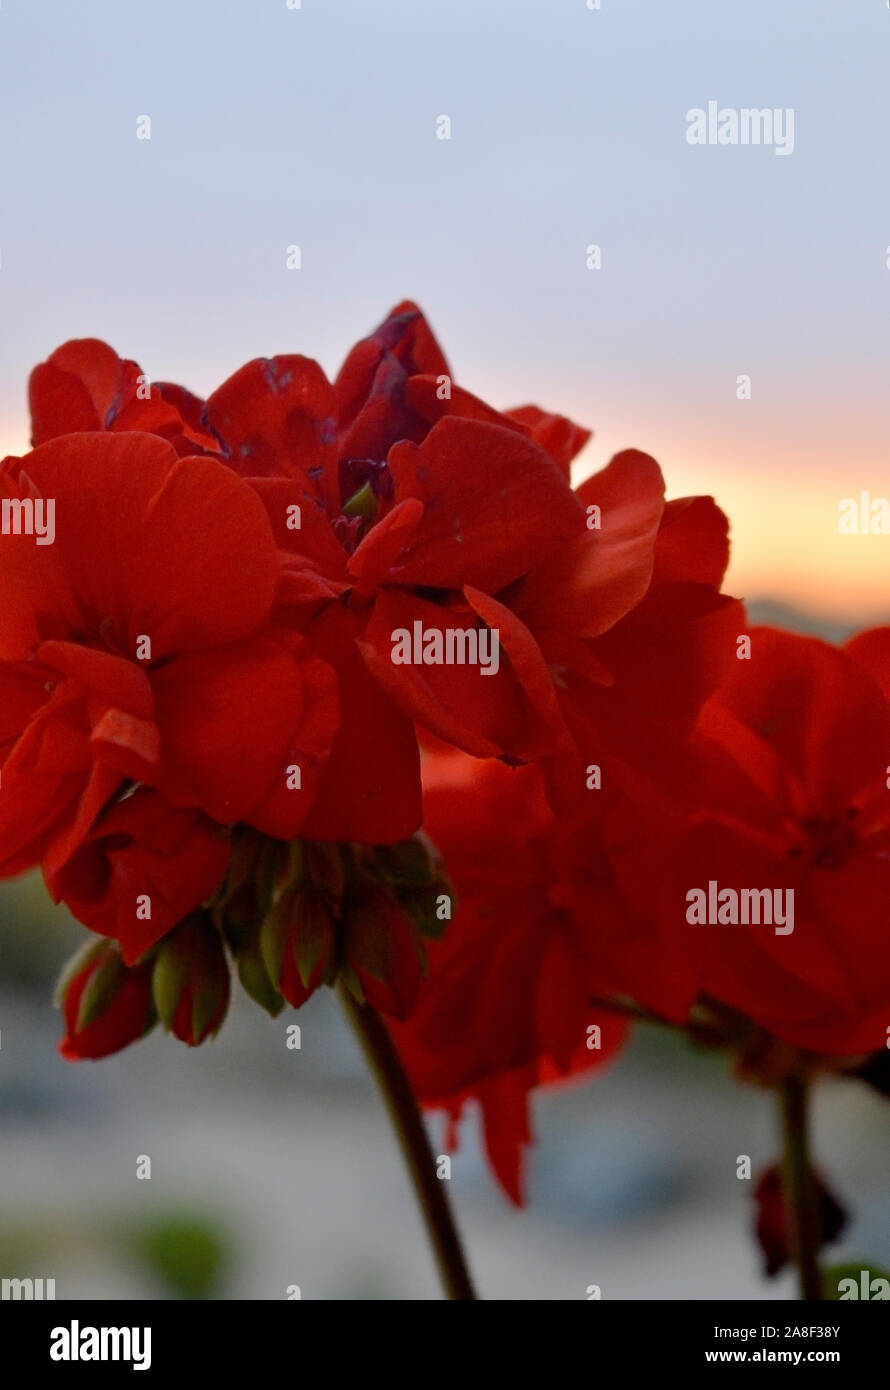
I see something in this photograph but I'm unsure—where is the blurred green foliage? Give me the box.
[0,1207,231,1299]
[126,1214,228,1299]
[0,874,83,991]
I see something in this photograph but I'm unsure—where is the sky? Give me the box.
[1,0,889,624]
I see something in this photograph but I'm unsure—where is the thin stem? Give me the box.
[338,982,478,1300]
[779,1074,823,1301]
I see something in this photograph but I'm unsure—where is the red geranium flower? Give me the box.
[24,308,740,851]
[0,432,338,949]
[391,751,643,1202]
[660,626,890,1054]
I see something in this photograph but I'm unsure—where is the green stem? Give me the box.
[338,982,478,1300]
[779,1074,823,1301]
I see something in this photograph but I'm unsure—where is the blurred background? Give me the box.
[1,0,890,1299]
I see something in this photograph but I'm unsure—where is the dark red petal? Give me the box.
[152,635,336,833]
[335,301,450,437]
[299,606,421,844]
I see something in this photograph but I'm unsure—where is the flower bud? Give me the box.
[754,1163,846,1276]
[152,913,230,1046]
[342,883,425,1021]
[56,937,156,1061]
[260,885,337,1008]
[233,919,286,1018]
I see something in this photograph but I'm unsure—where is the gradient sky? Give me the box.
[1,0,888,624]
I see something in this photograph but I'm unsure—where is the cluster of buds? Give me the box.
[215,831,454,1021]
[56,913,230,1059]
[55,833,454,1058]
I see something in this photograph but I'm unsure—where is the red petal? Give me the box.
[715,628,890,814]
[506,405,592,477]
[845,627,890,702]
[17,433,279,658]
[29,339,127,445]
[299,605,422,843]
[335,300,450,446]
[652,496,730,588]
[348,498,424,593]
[46,790,230,963]
[515,450,665,643]
[386,418,584,592]
[204,356,340,511]
[405,377,532,436]
[358,589,559,761]
[152,634,336,833]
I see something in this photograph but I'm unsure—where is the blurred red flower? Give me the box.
[390,751,641,1202]
[661,627,890,1054]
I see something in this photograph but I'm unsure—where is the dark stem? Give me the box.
[779,1074,823,1301]
[338,982,478,1301]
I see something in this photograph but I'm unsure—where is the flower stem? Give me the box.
[779,1074,823,1301]
[338,982,478,1300]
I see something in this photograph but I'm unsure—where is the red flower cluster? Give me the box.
[379,408,747,1200]
[393,626,890,1199]
[5,303,731,1063]
[6,301,884,1218]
